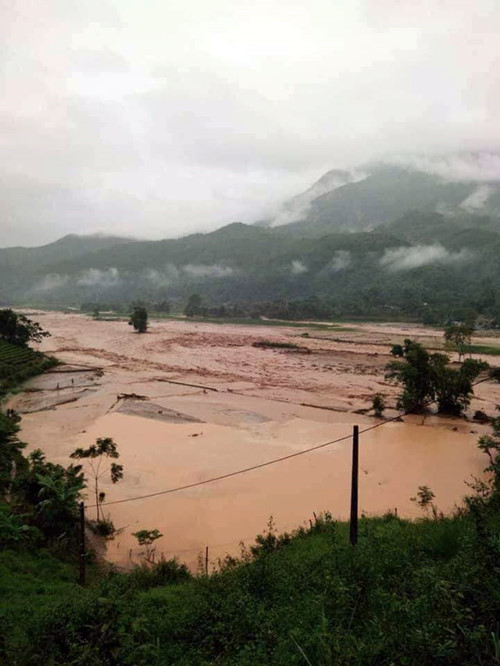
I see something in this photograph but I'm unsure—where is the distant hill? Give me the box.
[1,213,499,323]
[2,159,500,322]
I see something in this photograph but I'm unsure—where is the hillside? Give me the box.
[271,163,500,236]
[2,508,500,664]
[1,163,500,322]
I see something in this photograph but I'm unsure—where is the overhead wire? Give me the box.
[86,373,495,509]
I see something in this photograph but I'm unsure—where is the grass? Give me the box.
[469,344,500,357]
[2,508,500,665]
[0,339,58,397]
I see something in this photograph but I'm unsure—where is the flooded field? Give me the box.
[8,312,500,570]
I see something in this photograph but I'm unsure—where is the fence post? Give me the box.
[79,501,86,586]
[205,546,209,577]
[350,425,359,546]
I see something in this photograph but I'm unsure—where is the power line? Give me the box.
[87,373,495,509]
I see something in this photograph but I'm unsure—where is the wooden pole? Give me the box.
[79,501,86,586]
[350,425,359,546]
[205,546,209,577]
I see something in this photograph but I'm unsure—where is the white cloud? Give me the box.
[33,273,69,291]
[326,250,351,272]
[77,267,121,286]
[291,260,308,274]
[380,244,472,271]
[183,264,234,278]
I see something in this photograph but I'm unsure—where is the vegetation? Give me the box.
[252,340,303,351]
[128,306,148,333]
[371,393,386,417]
[386,338,488,415]
[1,311,500,662]
[444,315,476,361]
[0,338,57,397]
[0,308,50,347]
[70,438,123,523]
[133,528,163,563]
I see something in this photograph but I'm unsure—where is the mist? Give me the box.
[1,0,500,246]
[380,245,472,272]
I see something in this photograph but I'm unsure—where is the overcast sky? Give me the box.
[1,0,499,247]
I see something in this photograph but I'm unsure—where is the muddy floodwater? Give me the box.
[8,312,500,570]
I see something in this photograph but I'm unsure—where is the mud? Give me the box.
[7,311,500,570]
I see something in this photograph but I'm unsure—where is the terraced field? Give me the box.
[0,339,57,394]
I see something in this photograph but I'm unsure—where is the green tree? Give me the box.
[21,449,85,540]
[132,528,163,563]
[0,411,25,498]
[128,306,148,333]
[386,339,436,413]
[184,294,202,317]
[371,393,386,417]
[70,438,123,521]
[386,339,487,416]
[444,323,468,362]
[0,309,50,347]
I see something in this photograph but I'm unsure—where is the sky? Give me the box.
[1,0,499,247]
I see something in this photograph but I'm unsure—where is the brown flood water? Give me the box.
[9,311,500,570]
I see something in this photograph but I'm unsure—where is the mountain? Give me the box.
[2,160,500,322]
[270,163,500,236]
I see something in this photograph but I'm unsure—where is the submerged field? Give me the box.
[7,311,500,570]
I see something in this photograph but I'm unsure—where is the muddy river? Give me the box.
[8,312,500,570]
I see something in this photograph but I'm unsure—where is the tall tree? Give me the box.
[129,306,148,333]
[0,309,50,347]
[70,438,124,521]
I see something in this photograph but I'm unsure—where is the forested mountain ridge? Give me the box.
[269,163,500,236]
[1,163,500,321]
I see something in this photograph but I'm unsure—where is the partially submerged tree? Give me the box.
[129,306,148,333]
[386,338,487,415]
[371,393,386,417]
[0,309,50,347]
[70,437,123,521]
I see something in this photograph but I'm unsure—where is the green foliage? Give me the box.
[18,507,500,665]
[0,410,25,497]
[71,438,123,521]
[386,338,487,415]
[0,338,58,396]
[0,309,50,347]
[133,528,163,563]
[444,321,475,361]
[371,393,386,417]
[128,306,148,333]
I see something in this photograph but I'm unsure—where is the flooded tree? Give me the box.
[129,306,148,333]
[372,393,386,417]
[386,339,487,415]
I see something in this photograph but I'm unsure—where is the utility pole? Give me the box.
[79,501,86,586]
[205,546,209,577]
[350,425,359,546]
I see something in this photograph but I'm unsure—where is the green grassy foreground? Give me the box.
[2,506,500,665]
